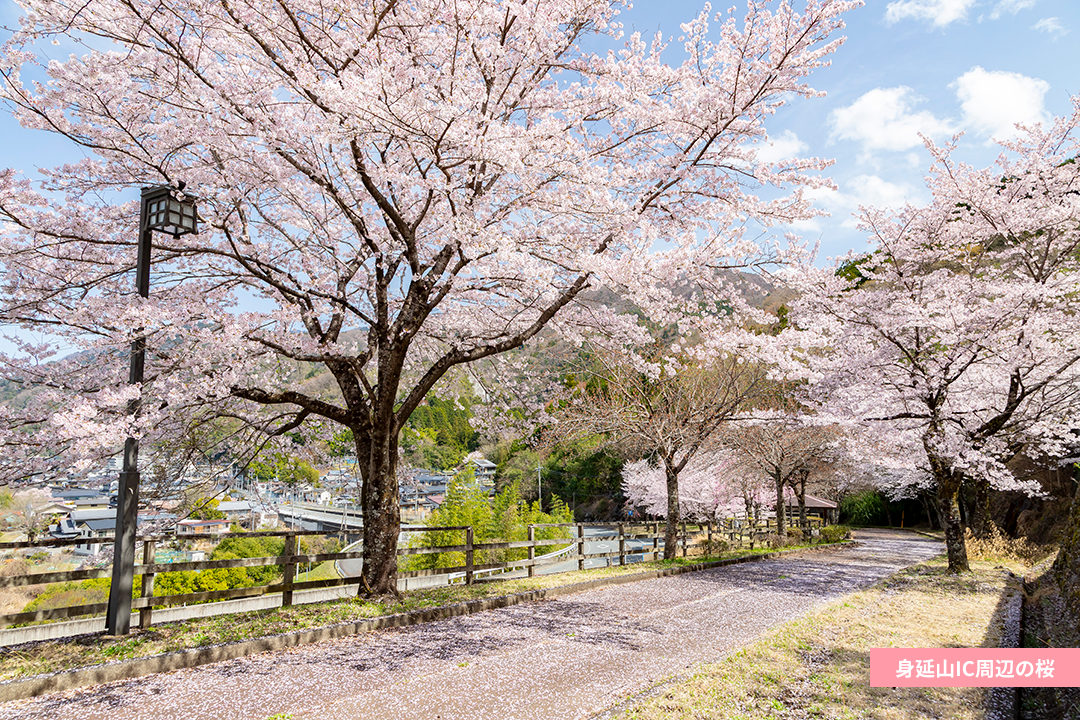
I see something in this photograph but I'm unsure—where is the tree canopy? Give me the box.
[791,101,1080,572]
[0,0,856,592]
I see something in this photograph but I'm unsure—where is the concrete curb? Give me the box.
[985,569,1024,720]
[901,527,946,541]
[0,584,361,647]
[0,540,857,703]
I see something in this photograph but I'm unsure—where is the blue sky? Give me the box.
[1,0,1078,264]
[621,0,1080,260]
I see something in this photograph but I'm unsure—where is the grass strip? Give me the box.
[293,560,341,584]
[608,557,1030,720]
[0,542,833,683]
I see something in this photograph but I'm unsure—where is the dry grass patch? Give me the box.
[965,525,1056,566]
[617,557,1027,720]
[0,553,82,616]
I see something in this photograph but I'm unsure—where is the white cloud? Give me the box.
[805,175,922,228]
[988,0,1037,20]
[885,0,977,27]
[1033,17,1067,37]
[953,67,1050,140]
[829,87,954,154]
[755,130,809,164]
[846,175,919,211]
[788,218,823,234]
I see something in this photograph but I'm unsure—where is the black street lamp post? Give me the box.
[105,184,198,636]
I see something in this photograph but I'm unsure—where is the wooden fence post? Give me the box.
[139,539,155,630]
[681,522,687,558]
[576,523,585,571]
[707,521,713,557]
[652,522,659,560]
[618,522,625,566]
[465,526,474,585]
[527,525,535,578]
[282,532,296,607]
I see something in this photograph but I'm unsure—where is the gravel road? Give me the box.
[0,529,943,720]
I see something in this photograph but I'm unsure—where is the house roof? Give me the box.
[217,501,252,512]
[74,497,111,507]
[414,473,452,484]
[70,508,117,522]
[52,488,104,500]
[82,519,118,532]
[68,511,173,534]
[717,488,838,515]
[785,493,838,509]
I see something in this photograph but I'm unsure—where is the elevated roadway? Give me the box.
[275,502,363,533]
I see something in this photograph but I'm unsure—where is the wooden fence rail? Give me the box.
[0,516,825,630]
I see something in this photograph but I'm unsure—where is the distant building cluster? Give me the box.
[26,452,503,554]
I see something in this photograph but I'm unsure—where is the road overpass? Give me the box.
[276,502,363,533]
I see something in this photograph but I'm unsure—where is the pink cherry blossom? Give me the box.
[0,0,859,592]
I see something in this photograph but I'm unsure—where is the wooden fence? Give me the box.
[0,516,823,630]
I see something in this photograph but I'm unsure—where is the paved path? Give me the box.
[0,529,943,720]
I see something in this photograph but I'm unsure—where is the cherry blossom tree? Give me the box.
[3,488,53,542]
[0,0,856,592]
[719,413,843,533]
[555,346,773,558]
[791,103,1080,572]
[621,451,743,521]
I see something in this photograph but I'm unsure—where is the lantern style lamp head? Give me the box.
[141,183,198,237]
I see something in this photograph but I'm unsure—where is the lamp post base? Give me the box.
[105,465,140,636]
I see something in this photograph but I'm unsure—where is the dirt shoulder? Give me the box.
[606,550,1038,720]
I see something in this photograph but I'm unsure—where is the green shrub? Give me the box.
[694,534,729,556]
[23,535,288,617]
[819,525,852,543]
[212,535,284,586]
[404,472,573,571]
[839,491,888,526]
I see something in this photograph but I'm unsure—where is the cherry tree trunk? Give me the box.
[358,429,401,595]
[664,464,680,561]
[969,478,991,539]
[774,471,786,538]
[935,482,970,573]
[919,491,939,530]
[796,475,808,527]
[924,430,970,573]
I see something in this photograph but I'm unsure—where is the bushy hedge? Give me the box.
[819,524,852,544]
[22,532,304,616]
[839,490,888,526]
[403,472,573,571]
